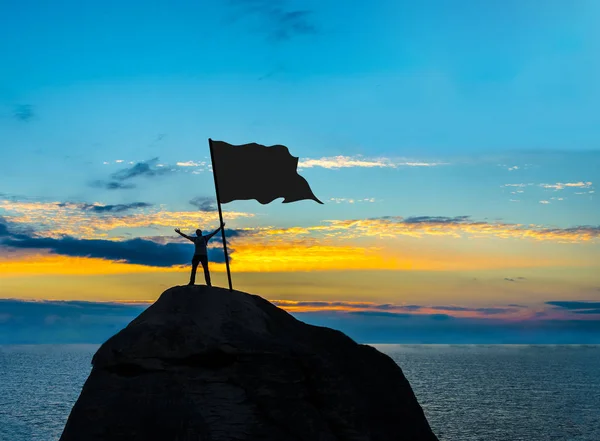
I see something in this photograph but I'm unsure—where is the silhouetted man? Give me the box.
[175,222,225,286]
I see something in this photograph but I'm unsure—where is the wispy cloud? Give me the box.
[271,300,524,319]
[176,161,206,167]
[329,197,377,204]
[92,158,177,190]
[90,180,136,191]
[3,299,599,344]
[3,201,599,245]
[540,181,593,190]
[298,155,447,169]
[189,197,217,212]
[111,157,173,181]
[0,200,254,239]
[57,202,152,213]
[252,215,600,244]
[13,104,34,122]
[546,301,600,315]
[228,0,317,42]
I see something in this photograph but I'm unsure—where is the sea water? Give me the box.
[1,344,599,441]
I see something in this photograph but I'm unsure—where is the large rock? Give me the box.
[60,285,438,441]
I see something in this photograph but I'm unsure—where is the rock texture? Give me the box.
[60,285,438,441]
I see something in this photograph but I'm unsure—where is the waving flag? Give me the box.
[207,139,323,291]
[209,140,323,205]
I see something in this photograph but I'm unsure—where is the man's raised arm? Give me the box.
[174,228,193,241]
[206,222,225,241]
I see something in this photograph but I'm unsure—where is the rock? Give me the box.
[60,285,438,441]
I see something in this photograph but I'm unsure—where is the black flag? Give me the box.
[210,140,323,205]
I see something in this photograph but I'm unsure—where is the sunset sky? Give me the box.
[1,0,599,343]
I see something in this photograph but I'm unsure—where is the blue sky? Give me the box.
[1,0,599,343]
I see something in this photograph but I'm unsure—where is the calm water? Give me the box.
[1,345,599,441]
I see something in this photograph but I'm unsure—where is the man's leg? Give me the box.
[189,256,200,285]
[200,255,211,287]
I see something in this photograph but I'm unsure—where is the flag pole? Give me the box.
[208,138,233,291]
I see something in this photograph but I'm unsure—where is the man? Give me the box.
[175,222,225,286]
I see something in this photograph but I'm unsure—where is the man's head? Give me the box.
[196,229,202,236]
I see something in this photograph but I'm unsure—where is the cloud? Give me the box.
[111,157,173,181]
[189,197,217,212]
[270,300,520,318]
[13,104,34,122]
[0,220,10,237]
[229,0,316,42]
[329,198,377,204]
[320,216,600,243]
[57,202,152,213]
[400,215,471,224]
[546,301,600,315]
[90,158,179,190]
[349,311,414,318]
[90,180,136,190]
[0,299,149,344]
[0,219,231,266]
[0,199,254,239]
[2,298,600,344]
[4,198,600,246]
[298,155,446,169]
[177,161,207,168]
[540,182,593,191]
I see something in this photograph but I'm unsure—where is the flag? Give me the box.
[210,140,323,205]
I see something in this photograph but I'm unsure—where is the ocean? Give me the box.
[1,345,599,441]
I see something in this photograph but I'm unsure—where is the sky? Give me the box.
[1,0,599,344]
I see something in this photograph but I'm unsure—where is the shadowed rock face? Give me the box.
[60,285,439,441]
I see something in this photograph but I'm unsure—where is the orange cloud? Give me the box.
[0,200,254,239]
[269,300,538,320]
[256,217,600,243]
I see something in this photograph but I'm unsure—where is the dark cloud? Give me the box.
[228,0,316,42]
[429,314,451,321]
[189,197,217,212]
[348,311,413,319]
[58,202,152,213]
[3,299,600,344]
[431,306,515,315]
[0,299,148,344]
[0,221,10,237]
[13,104,34,122]
[2,235,230,266]
[111,157,171,181]
[1,217,250,266]
[0,218,232,266]
[546,301,600,315]
[91,158,175,190]
[402,215,472,224]
[90,180,136,191]
[0,216,29,240]
[397,304,422,311]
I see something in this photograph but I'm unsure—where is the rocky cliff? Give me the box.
[60,285,438,441]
